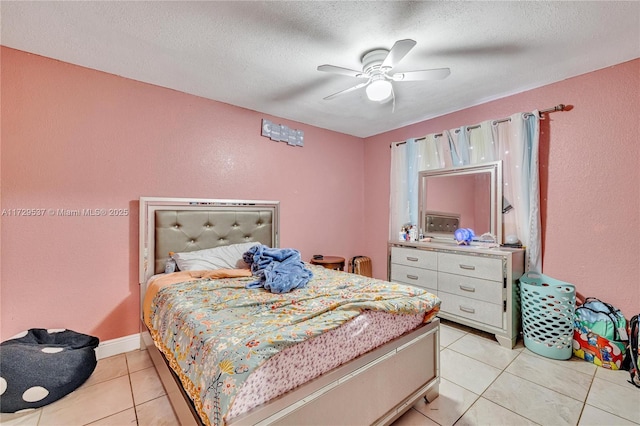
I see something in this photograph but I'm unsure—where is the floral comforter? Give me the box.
[146,265,440,426]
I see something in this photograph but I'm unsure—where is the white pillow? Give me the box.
[172,242,259,271]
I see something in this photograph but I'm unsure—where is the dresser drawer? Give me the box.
[391,264,437,292]
[391,247,437,269]
[438,252,503,281]
[438,292,503,328]
[438,272,503,304]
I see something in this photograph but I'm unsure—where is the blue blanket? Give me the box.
[242,245,313,293]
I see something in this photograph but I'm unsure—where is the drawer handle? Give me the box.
[459,264,476,270]
[406,257,419,262]
[459,285,476,292]
[459,305,476,314]
[406,274,419,280]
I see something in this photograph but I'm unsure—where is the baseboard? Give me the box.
[95,333,141,360]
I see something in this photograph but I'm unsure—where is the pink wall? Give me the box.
[1,47,366,341]
[424,174,477,231]
[473,174,491,235]
[364,59,640,319]
[2,47,638,343]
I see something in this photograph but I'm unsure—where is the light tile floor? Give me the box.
[2,320,638,425]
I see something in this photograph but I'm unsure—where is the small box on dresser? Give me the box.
[389,241,524,348]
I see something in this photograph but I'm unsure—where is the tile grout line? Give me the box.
[35,408,43,426]
[458,339,598,402]
[439,328,485,426]
[582,375,640,424]
[444,337,521,371]
[446,339,554,425]
[481,349,639,425]
[451,345,523,426]
[571,352,600,426]
[83,354,139,425]
[125,354,141,425]
[474,351,543,425]
[441,328,475,425]
[502,357,594,404]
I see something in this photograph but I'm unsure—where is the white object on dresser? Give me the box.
[389,241,524,348]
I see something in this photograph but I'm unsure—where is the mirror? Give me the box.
[418,161,502,243]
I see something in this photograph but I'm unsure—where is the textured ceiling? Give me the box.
[2,1,639,137]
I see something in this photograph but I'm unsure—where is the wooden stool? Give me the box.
[310,256,345,271]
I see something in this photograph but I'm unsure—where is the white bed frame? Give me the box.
[139,197,440,425]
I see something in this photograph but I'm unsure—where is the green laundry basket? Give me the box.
[520,272,576,360]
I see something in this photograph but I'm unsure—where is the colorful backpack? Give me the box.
[573,298,628,369]
[575,298,627,341]
[623,314,640,387]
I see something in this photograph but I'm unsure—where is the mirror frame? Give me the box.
[418,161,502,243]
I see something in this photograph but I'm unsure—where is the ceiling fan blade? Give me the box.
[381,39,417,70]
[391,68,451,81]
[323,81,370,100]
[317,64,365,78]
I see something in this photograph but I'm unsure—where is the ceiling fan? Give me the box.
[317,39,450,103]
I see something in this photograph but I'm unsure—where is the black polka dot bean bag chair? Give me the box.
[0,328,99,413]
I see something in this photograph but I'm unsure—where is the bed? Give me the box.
[139,197,441,425]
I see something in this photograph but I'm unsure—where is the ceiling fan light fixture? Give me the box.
[318,39,450,104]
[366,79,392,102]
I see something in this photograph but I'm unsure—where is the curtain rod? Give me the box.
[392,104,566,147]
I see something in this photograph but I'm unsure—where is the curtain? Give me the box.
[495,112,541,271]
[389,112,541,271]
[468,120,499,164]
[447,127,469,166]
[417,134,445,170]
[406,138,419,227]
[496,121,518,242]
[518,112,541,271]
[389,143,408,240]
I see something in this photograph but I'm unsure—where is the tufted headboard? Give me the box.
[139,197,279,284]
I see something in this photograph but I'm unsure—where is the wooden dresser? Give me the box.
[389,241,524,348]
